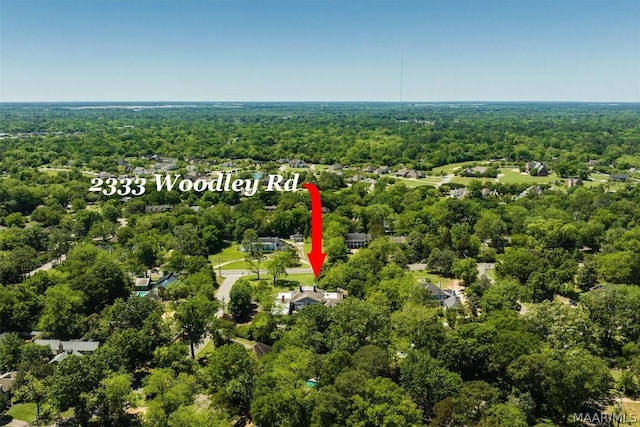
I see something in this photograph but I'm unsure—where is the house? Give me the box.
[519,186,543,198]
[264,205,278,212]
[481,188,499,198]
[374,166,390,175]
[35,339,100,364]
[145,204,173,213]
[406,170,425,179]
[0,371,18,399]
[277,158,290,165]
[609,174,629,182]
[251,342,273,359]
[345,233,371,249]
[424,284,461,309]
[134,277,151,292]
[290,233,304,242]
[97,171,113,179]
[274,286,348,315]
[220,161,236,168]
[389,236,407,244]
[462,166,488,176]
[567,177,583,188]
[348,175,365,183]
[395,167,424,178]
[154,161,178,172]
[328,164,342,173]
[526,161,548,176]
[133,167,146,176]
[289,159,308,168]
[242,237,288,253]
[450,188,468,199]
[156,272,179,290]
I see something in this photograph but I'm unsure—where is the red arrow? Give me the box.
[303,183,326,278]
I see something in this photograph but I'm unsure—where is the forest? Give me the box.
[0,102,639,426]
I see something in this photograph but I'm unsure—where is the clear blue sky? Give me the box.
[1,0,638,102]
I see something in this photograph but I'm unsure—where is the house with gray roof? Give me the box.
[424,284,461,309]
[345,233,371,249]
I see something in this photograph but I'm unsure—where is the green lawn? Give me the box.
[606,401,640,426]
[219,259,257,270]
[496,168,559,184]
[430,161,478,175]
[286,273,317,286]
[209,243,245,264]
[6,403,37,423]
[410,271,456,286]
[393,177,441,188]
[197,340,215,358]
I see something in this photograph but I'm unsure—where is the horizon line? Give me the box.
[1,100,639,104]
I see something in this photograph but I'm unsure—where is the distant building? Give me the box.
[0,371,18,399]
[145,204,173,213]
[481,188,499,198]
[251,342,273,359]
[156,272,179,291]
[395,167,424,178]
[462,166,488,176]
[519,186,543,198]
[289,159,308,168]
[134,277,151,292]
[328,164,342,173]
[374,166,390,175]
[526,161,548,176]
[34,339,100,364]
[567,177,583,188]
[241,237,288,253]
[389,236,407,244]
[450,188,468,199]
[609,174,629,182]
[423,284,461,309]
[345,233,371,249]
[348,175,365,183]
[290,233,304,242]
[274,286,348,315]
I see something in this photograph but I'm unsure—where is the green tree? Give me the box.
[14,372,47,420]
[229,278,253,320]
[266,250,295,285]
[205,344,255,415]
[426,248,456,276]
[508,347,612,423]
[452,257,478,286]
[38,283,84,337]
[400,350,462,417]
[174,294,218,358]
[346,377,423,427]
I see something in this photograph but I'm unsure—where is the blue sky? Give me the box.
[1,0,638,102]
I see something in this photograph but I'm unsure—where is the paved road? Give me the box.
[477,262,495,281]
[28,254,66,277]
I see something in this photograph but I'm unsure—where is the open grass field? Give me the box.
[393,177,441,188]
[430,161,479,175]
[219,259,257,270]
[210,243,245,264]
[606,400,640,426]
[410,270,456,287]
[286,272,317,286]
[197,340,215,358]
[6,403,37,423]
